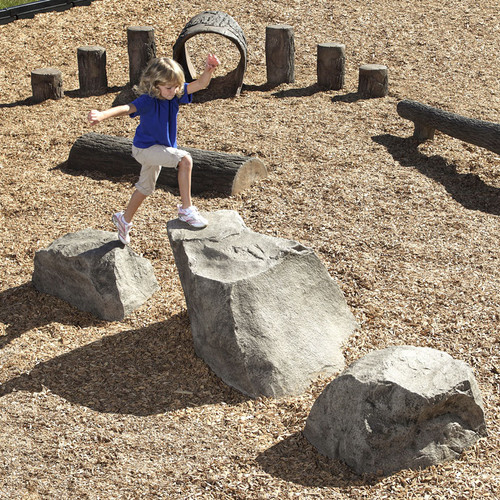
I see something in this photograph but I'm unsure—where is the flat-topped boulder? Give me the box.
[304,345,487,475]
[32,229,159,321]
[167,210,358,398]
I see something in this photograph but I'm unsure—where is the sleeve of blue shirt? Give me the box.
[180,82,193,104]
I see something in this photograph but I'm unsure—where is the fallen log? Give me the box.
[66,133,268,196]
[397,99,500,155]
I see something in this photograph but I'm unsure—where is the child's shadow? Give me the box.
[0,309,247,415]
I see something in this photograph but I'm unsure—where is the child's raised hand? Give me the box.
[206,54,220,73]
[87,109,103,126]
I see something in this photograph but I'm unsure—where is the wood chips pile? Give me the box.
[0,0,499,497]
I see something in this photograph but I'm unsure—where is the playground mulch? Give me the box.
[1,0,499,498]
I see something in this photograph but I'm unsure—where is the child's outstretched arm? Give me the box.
[87,104,137,126]
[187,54,221,94]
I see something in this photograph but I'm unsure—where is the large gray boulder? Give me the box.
[304,346,487,475]
[167,210,358,398]
[32,229,159,321]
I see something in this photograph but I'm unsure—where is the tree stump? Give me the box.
[358,64,388,98]
[266,25,295,86]
[127,26,156,86]
[66,133,268,196]
[317,43,345,90]
[31,68,64,103]
[173,11,247,98]
[77,46,108,96]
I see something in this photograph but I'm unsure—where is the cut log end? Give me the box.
[232,158,268,195]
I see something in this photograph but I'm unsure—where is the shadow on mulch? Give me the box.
[0,307,247,415]
[0,85,128,109]
[242,84,365,101]
[373,134,500,216]
[0,282,102,350]
[256,431,380,488]
[0,97,34,109]
[271,84,323,98]
[331,92,365,103]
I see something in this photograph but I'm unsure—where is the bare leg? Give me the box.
[123,189,147,223]
[177,155,193,209]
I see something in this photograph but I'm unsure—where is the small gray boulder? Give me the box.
[32,229,159,320]
[304,345,487,475]
[167,210,358,398]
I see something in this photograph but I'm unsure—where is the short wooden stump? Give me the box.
[77,46,108,96]
[358,64,388,98]
[265,24,295,85]
[127,26,156,87]
[317,43,345,90]
[31,68,64,103]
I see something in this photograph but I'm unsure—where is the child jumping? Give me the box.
[87,54,220,244]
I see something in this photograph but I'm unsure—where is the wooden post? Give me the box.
[77,46,108,96]
[317,43,345,90]
[31,68,64,103]
[358,64,388,98]
[266,25,295,86]
[127,26,156,86]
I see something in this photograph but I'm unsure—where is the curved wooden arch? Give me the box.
[173,11,247,98]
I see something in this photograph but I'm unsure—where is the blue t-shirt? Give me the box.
[130,82,192,149]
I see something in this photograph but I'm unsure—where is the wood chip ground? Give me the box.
[0,0,499,498]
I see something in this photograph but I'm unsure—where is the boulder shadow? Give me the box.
[373,134,500,216]
[0,282,102,350]
[256,431,379,488]
[0,313,248,415]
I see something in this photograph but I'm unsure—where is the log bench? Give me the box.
[66,133,268,196]
[397,99,500,155]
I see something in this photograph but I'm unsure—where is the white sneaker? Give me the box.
[112,211,133,244]
[177,205,208,228]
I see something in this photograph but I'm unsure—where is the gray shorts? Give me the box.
[132,145,191,195]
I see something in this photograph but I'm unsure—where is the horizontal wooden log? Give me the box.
[66,133,267,196]
[397,99,500,154]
